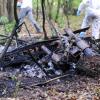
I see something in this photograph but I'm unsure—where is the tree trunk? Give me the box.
[0,0,7,17]
[47,0,54,20]
[7,0,14,22]
[41,0,48,39]
[36,0,39,20]
[0,0,14,22]
[55,0,61,22]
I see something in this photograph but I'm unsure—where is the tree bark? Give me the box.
[36,0,39,20]
[41,0,48,39]
[7,0,14,22]
[0,0,7,17]
[0,0,14,22]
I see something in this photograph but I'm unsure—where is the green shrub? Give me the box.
[0,16,9,25]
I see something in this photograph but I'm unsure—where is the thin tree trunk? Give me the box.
[47,0,54,20]
[41,0,48,39]
[36,0,39,20]
[55,0,61,22]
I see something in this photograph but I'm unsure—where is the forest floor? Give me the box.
[0,71,99,100]
[0,15,100,100]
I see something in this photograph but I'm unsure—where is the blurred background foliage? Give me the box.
[0,0,82,36]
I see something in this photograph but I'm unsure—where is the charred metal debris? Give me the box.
[0,0,99,86]
[0,21,100,80]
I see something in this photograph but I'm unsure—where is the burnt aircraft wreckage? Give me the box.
[0,0,100,85]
